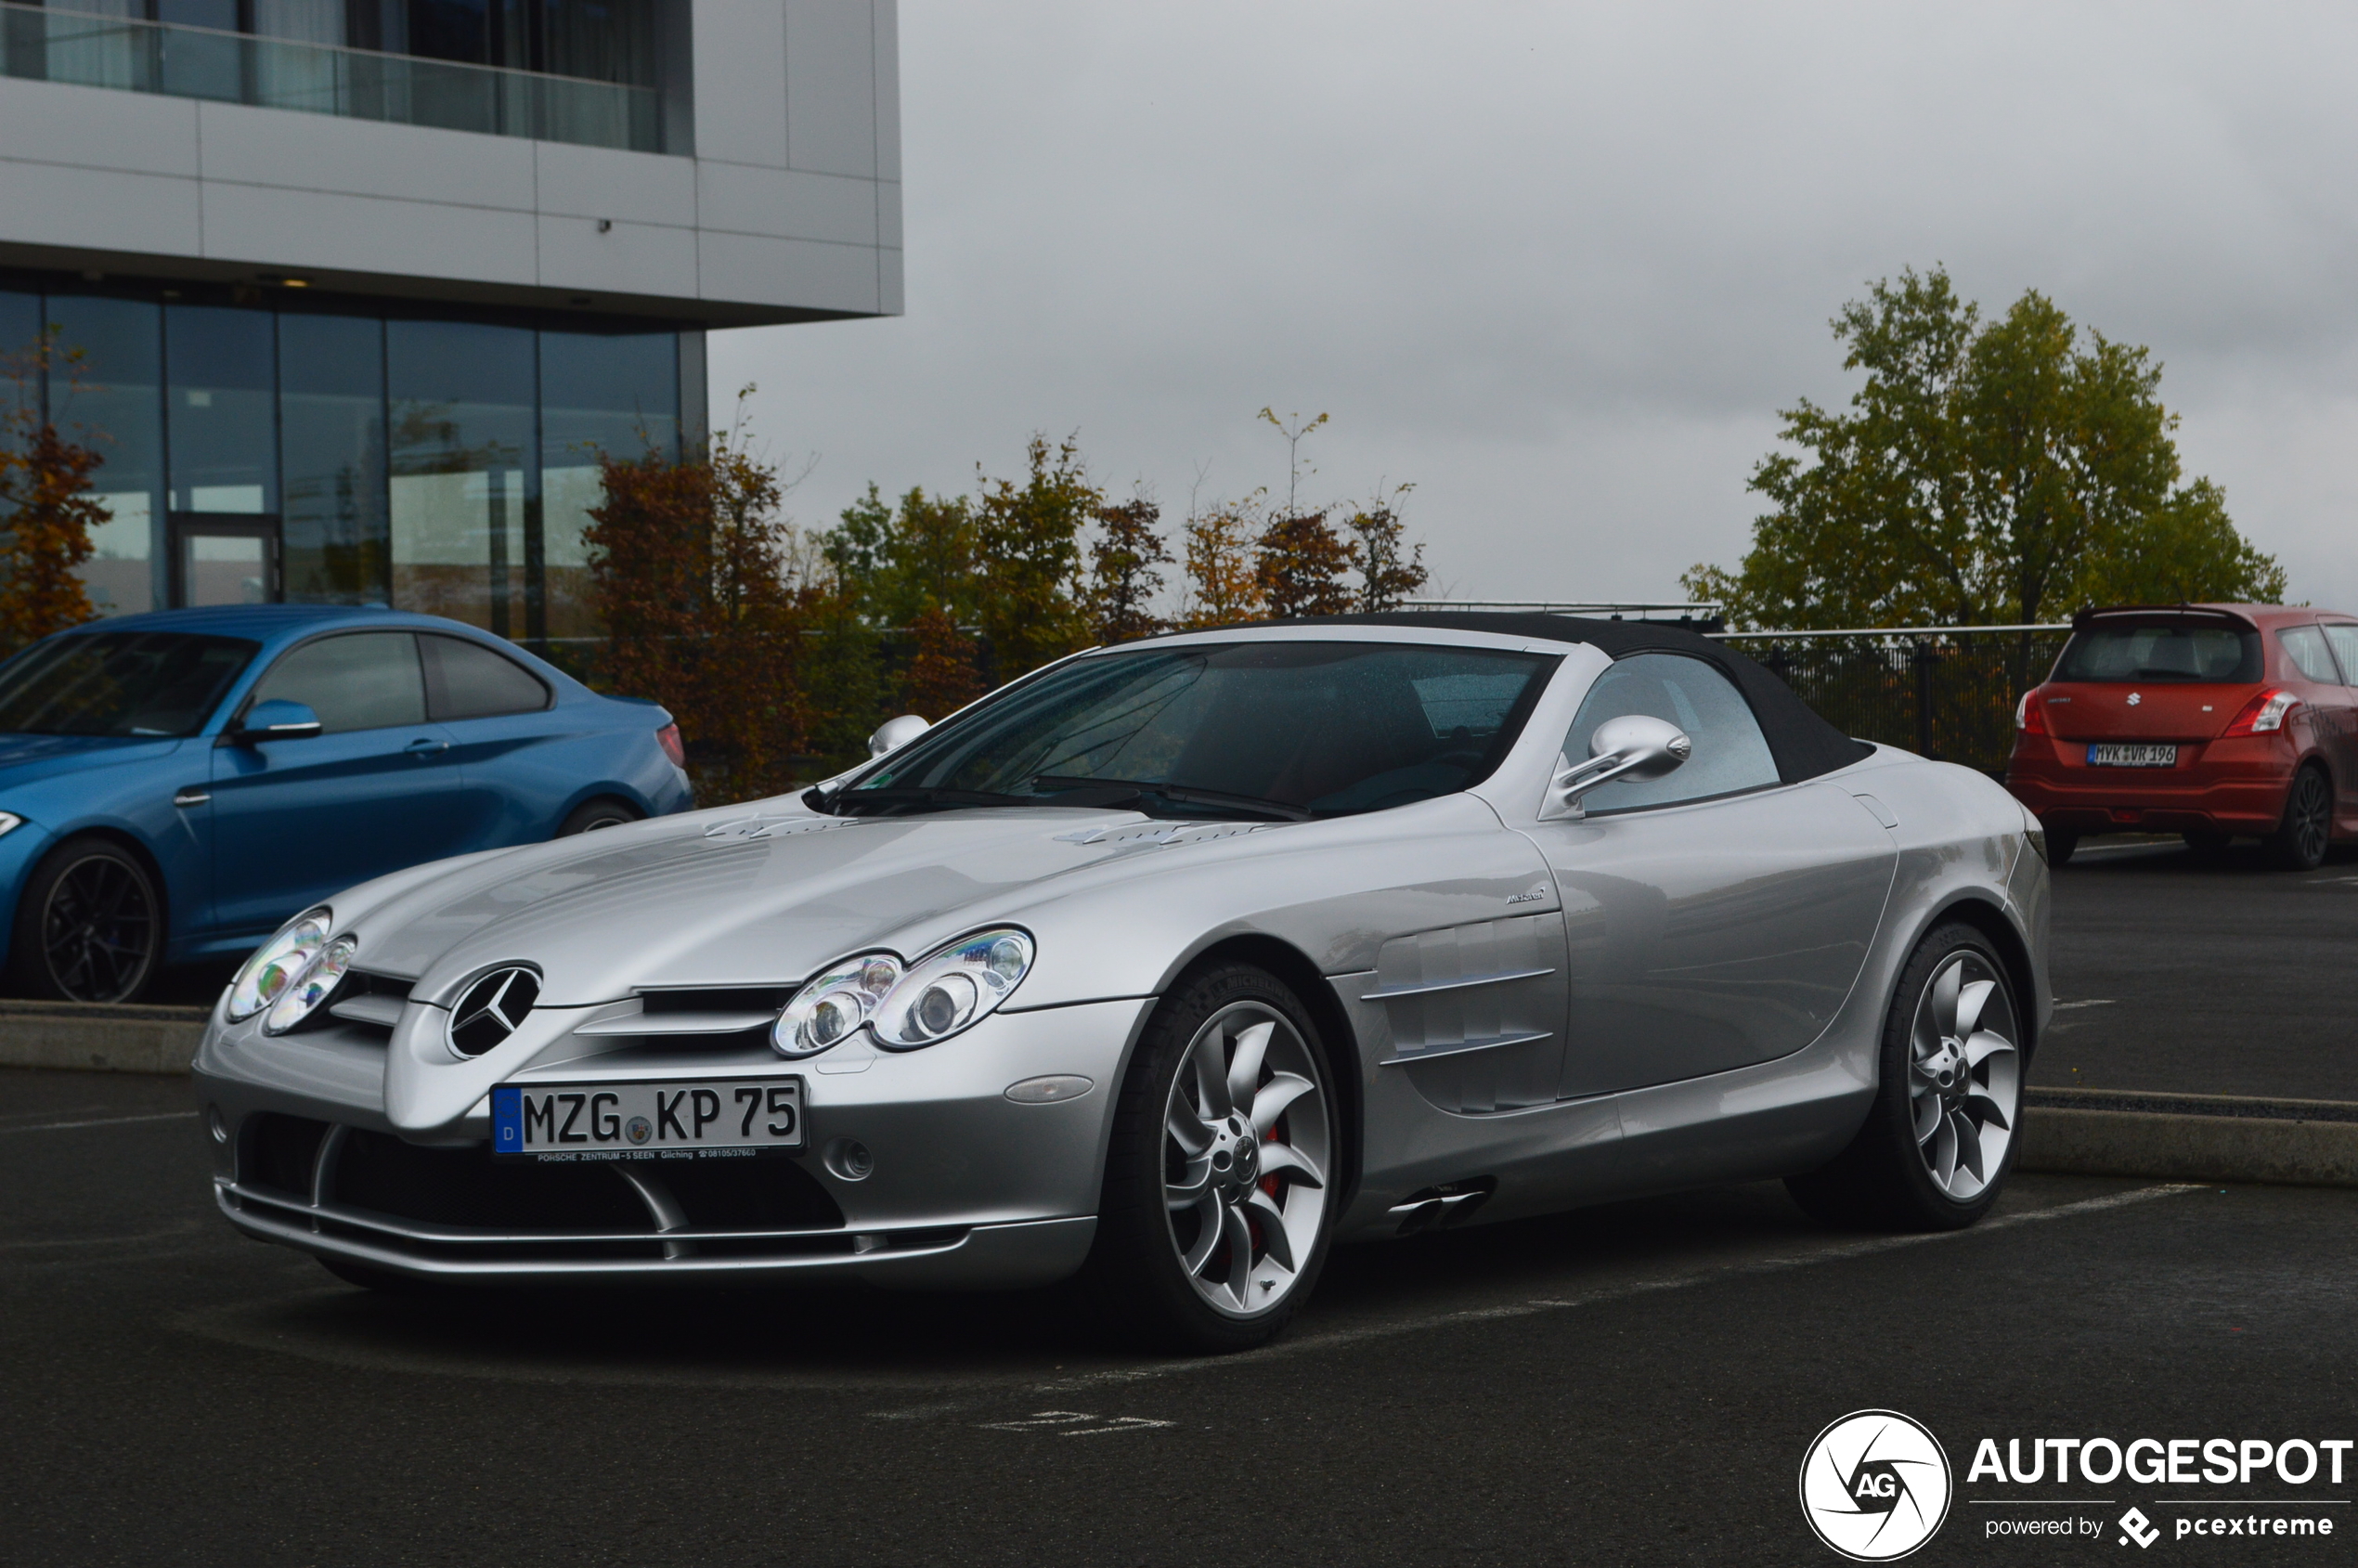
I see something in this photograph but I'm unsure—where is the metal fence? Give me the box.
[1717,626,2071,775]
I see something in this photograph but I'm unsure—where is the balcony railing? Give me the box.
[1,2,661,153]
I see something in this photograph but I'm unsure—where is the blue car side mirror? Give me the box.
[232,699,325,744]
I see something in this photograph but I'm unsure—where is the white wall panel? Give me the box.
[197,101,537,209]
[878,246,902,316]
[700,230,877,314]
[698,162,875,245]
[877,179,901,251]
[874,1,900,184]
[784,0,875,177]
[0,78,198,178]
[535,142,698,227]
[536,215,700,298]
[199,182,538,284]
[0,160,202,257]
[694,0,790,169]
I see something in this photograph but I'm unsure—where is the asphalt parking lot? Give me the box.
[7,843,2358,1566]
[2035,836,2358,1101]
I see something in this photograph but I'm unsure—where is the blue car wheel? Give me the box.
[9,836,162,1004]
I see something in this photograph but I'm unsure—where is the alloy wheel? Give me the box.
[42,853,157,1003]
[1160,1000,1331,1317]
[2288,771,2331,867]
[1908,951,2019,1202]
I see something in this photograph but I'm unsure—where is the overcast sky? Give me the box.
[711,2,2358,620]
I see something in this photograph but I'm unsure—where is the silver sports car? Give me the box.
[194,613,2050,1351]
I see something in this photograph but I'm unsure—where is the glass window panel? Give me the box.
[165,304,276,516]
[421,632,550,719]
[0,291,38,460]
[249,630,426,732]
[1563,653,1781,812]
[2279,626,2340,685]
[538,328,676,639]
[2324,626,2358,688]
[388,319,534,638]
[45,295,162,617]
[280,314,388,604]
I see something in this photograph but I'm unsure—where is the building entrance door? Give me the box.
[169,514,281,607]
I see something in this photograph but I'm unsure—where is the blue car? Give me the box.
[0,605,693,1003]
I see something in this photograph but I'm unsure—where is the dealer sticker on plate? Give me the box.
[2087,743,2178,767]
[491,1078,803,1160]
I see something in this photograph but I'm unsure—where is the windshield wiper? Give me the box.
[1030,775,1314,822]
[818,784,1035,816]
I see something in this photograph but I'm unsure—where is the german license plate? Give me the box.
[491,1078,803,1160]
[2087,744,2178,767]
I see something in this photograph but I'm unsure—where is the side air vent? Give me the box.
[571,985,797,1041]
[448,966,541,1056]
[326,971,413,1034]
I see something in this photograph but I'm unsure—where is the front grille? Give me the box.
[240,1112,329,1199]
[332,1130,653,1233]
[229,1126,859,1265]
[641,986,797,1015]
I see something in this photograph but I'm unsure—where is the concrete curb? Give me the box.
[0,999,208,1075]
[4,1012,2356,1189]
[2018,1088,2358,1188]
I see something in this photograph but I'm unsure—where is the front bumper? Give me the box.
[2006,734,2297,836]
[195,995,1151,1288]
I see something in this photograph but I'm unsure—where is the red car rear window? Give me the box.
[2054,621,2260,683]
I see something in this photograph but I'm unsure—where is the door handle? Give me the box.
[173,786,211,808]
[405,738,450,757]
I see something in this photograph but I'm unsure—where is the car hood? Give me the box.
[0,732,188,788]
[345,802,1276,1008]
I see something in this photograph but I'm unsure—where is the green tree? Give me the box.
[1687,266,2286,631]
[1256,508,1353,617]
[1082,496,1171,644]
[970,434,1098,679]
[1344,484,1428,611]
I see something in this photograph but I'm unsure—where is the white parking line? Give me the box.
[0,1111,197,1135]
[977,1410,1176,1436]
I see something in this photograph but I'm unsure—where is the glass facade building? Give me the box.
[0,278,702,647]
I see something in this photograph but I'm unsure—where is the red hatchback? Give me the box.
[2007,604,2358,869]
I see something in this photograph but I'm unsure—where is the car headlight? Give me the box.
[264,935,357,1034]
[773,953,902,1057]
[772,927,1035,1057]
[225,907,332,1023]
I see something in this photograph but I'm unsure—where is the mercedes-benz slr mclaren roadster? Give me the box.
[195,613,2051,1351]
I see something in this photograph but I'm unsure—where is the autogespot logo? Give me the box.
[1800,1410,1954,1562]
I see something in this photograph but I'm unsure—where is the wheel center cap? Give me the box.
[1209,1120,1259,1199]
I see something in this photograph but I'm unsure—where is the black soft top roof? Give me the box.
[1292,611,1876,785]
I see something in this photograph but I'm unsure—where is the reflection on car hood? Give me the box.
[0,732,186,787]
[350,805,1267,1007]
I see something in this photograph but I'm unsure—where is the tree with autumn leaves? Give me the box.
[0,337,108,656]
[578,407,1441,794]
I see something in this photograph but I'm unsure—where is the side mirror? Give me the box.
[867,713,931,758]
[1540,715,1691,821]
[232,698,324,745]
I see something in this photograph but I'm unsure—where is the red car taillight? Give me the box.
[2221,688,2299,736]
[2015,690,2049,735]
[655,722,686,768]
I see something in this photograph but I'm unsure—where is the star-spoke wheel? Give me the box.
[18,841,160,1004]
[1906,950,2019,1203]
[1160,1000,1331,1318]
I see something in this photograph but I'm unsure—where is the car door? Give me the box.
[2305,623,2358,825]
[208,630,466,935]
[417,632,564,849]
[1521,652,1897,1098]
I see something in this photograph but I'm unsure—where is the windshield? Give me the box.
[2054,621,2261,684]
[0,631,260,737]
[836,640,1559,818]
